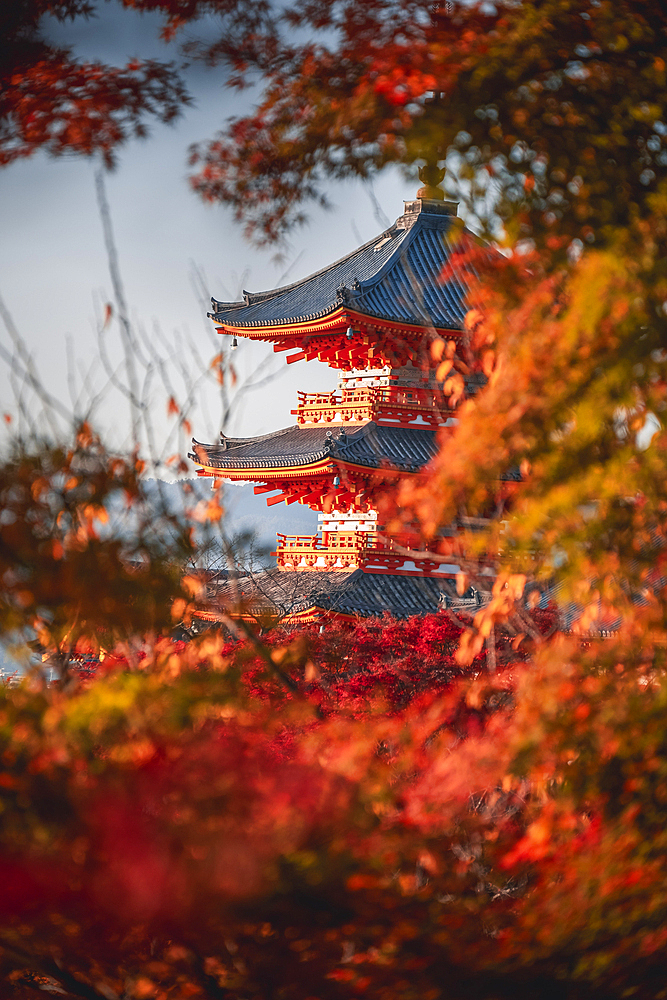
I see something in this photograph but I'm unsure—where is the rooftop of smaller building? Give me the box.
[208,199,469,331]
[206,566,467,620]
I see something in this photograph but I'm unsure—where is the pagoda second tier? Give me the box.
[292,387,448,428]
[207,199,468,370]
[292,364,454,428]
[190,422,438,513]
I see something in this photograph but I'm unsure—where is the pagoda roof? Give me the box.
[208,200,468,332]
[191,422,437,474]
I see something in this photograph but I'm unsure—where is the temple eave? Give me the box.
[196,562,469,624]
[213,310,464,370]
[214,307,463,339]
[194,460,427,481]
[195,604,358,626]
[194,460,336,480]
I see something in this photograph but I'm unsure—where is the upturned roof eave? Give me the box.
[210,303,465,334]
[209,222,407,314]
[190,457,335,478]
[190,422,439,476]
[189,456,430,477]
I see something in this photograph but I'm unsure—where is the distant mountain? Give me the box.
[221,481,317,543]
[142,479,318,548]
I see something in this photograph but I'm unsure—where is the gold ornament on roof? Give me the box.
[417,162,446,201]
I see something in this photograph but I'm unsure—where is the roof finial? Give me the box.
[417,160,446,201]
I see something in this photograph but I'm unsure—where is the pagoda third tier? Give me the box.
[272,510,461,578]
[207,198,468,370]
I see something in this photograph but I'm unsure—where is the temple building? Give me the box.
[190,190,505,625]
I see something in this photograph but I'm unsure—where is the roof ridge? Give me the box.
[333,420,374,452]
[358,216,470,301]
[218,424,299,447]
[352,217,425,295]
[210,221,407,310]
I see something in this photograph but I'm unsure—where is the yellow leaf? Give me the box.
[304,660,320,682]
[206,498,224,522]
[182,575,204,600]
[171,598,187,621]
[436,360,453,382]
[430,338,445,362]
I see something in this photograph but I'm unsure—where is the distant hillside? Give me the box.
[222,481,317,543]
[142,479,317,547]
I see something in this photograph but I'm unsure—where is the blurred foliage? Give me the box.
[0,0,277,167]
[6,2,667,998]
[0,0,190,166]
[0,604,666,999]
[0,604,563,999]
[0,425,196,679]
[185,0,667,242]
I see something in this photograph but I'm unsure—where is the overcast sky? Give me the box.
[0,3,416,467]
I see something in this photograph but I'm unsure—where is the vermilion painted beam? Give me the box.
[266,492,292,506]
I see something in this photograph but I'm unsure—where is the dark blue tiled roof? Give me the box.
[209,201,469,330]
[190,422,437,473]
[316,569,456,618]
[210,567,458,619]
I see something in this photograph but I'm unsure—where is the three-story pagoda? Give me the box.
[191,187,504,623]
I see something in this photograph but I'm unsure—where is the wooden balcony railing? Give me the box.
[291,387,448,427]
[273,531,457,574]
[273,531,368,570]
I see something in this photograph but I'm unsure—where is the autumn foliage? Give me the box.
[0,1,191,166]
[0,600,664,999]
[6,1,667,998]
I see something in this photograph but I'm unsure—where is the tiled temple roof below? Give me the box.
[208,200,469,331]
[191,422,438,474]
[206,568,467,621]
[316,570,458,618]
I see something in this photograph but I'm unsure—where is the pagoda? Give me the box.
[191,178,507,624]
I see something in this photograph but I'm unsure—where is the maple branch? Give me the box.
[511,607,545,644]
[215,609,301,694]
[0,933,113,1000]
[389,541,460,564]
